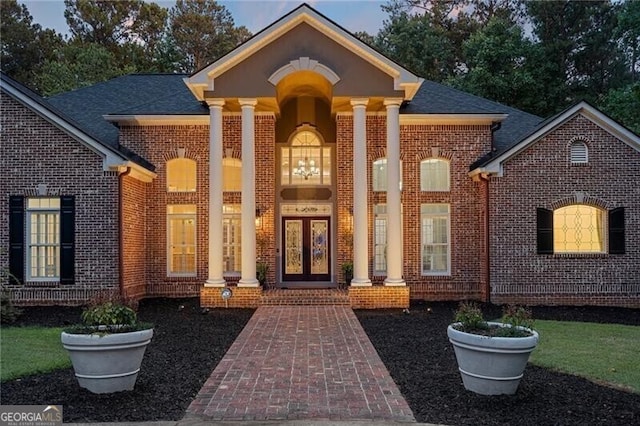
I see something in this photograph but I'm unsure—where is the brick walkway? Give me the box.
[185,306,416,422]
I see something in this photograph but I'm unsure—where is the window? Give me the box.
[421,158,450,191]
[222,158,242,192]
[167,158,196,192]
[421,204,450,275]
[374,205,387,273]
[570,141,588,164]
[223,205,242,274]
[537,206,625,254]
[281,130,331,185]
[27,198,60,280]
[167,205,196,276]
[9,196,75,284]
[372,158,403,192]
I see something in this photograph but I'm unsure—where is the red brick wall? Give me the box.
[119,114,276,297]
[336,115,491,301]
[489,115,640,307]
[121,174,147,301]
[0,93,120,305]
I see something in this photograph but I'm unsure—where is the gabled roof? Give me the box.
[185,3,423,101]
[472,101,640,176]
[0,72,155,178]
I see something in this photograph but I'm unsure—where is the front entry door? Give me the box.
[282,216,330,282]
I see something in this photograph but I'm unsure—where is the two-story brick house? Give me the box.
[2,5,638,308]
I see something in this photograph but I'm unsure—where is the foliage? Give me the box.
[168,0,252,72]
[341,261,353,285]
[0,0,63,91]
[601,82,640,135]
[1,326,71,382]
[35,43,135,96]
[0,290,22,324]
[66,299,151,334]
[530,320,640,394]
[256,261,268,286]
[453,302,534,337]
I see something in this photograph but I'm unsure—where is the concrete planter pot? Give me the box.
[61,328,153,394]
[447,322,539,395]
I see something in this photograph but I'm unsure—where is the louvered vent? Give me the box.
[570,141,588,164]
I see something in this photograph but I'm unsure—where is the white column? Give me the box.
[351,98,371,286]
[384,98,406,286]
[205,99,226,287]
[238,98,259,287]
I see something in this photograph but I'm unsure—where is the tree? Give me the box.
[375,8,455,81]
[0,0,63,89]
[34,43,135,96]
[616,0,640,82]
[600,82,640,134]
[449,17,539,113]
[168,0,252,73]
[64,0,168,71]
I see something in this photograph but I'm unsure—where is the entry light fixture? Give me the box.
[293,157,320,180]
[255,207,263,230]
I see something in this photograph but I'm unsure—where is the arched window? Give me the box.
[281,129,331,186]
[372,158,403,192]
[420,158,450,191]
[553,205,605,253]
[167,158,196,192]
[222,158,242,192]
[570,141,588,164]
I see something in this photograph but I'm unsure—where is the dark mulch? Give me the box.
[356,301,640,426]
[1,298,254,423]
[2,299,639,425]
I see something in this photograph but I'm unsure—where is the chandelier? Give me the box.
[293,157,319,180]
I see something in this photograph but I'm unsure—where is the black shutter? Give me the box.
[9,196,25,285]
[60,196,75,284]
[609,207,625,255]
[537,208,554,254]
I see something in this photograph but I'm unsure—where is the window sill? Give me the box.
[25,280,60,287]
[552,252,608,258]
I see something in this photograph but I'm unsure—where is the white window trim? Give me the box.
[421,204,451,276]
[223,205,242,276]
[26,199,60,282]
[166,206,197,277]
[373,204,403,275]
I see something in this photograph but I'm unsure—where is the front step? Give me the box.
[261,289,350,306]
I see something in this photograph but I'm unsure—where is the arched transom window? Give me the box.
[167,158,196,192]
[420,158,450,191]
[222,158,242,192]
[281,130,331,185]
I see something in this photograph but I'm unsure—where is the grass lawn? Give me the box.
[0,326,71,382]
[530,320,640,393]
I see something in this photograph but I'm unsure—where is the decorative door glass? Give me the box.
[285,220,303,274]
[310,220,328,274]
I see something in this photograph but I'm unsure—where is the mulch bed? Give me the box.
[2,298,639,425]
[356,301,640,426]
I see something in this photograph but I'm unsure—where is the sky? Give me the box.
[22,0,389,37]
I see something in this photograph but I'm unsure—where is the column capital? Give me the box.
[238,98,258,107]
[206,99,225,108]
[350,98,369,108]
[383,97,403,108]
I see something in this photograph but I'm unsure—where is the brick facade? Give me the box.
[0,93,120,305]
[121,174,147,301]
[490,115,640,307]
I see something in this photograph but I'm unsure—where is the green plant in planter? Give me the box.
[66,300,152,334]
[453,302,534,337]
[341,261,353,286]
[256,261,269,286]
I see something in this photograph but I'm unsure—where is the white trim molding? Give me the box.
[186,5,423,101]
[268,57,340,86]
[471,101,640,178]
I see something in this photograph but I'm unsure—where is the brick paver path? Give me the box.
[185,306,416,422]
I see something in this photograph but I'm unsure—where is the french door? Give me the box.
[282,216,330,282]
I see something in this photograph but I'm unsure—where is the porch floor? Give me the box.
[184,306,416,422]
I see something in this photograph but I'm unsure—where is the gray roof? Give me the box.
[46,73,543,170]
[404,80,543,167]
[48,74,197,148]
